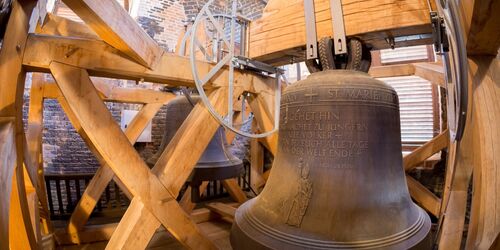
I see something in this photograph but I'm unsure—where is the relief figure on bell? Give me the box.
[283,159,313,227]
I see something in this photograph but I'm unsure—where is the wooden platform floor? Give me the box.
[54,218,233,250]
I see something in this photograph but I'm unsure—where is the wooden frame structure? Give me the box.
[0,0,499,249]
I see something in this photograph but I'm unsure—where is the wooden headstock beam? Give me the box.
[23,34,274,94]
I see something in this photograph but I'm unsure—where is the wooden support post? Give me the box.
[62,0,162,68]
[50,62,215,249]
[250,122,265,192]
[26,73,53,234]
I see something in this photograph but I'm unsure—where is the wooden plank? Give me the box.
[464,57,500,249]
[221,179,247,204]
[368,64,415,78]
[62,0,163,68]
[249,0,434,64]
[205,202,237,219]
[35,13,99,39]
[50,62,215,249]
[0,120,16,249]
[403,129,449,171]
[23,35,274,94]
[406,174,441,217]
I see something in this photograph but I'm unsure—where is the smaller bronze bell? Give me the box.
[148,95,243,202]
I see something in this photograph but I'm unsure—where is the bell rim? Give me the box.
[232,198,431,249]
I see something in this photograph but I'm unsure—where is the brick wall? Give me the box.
[137,0,187,51]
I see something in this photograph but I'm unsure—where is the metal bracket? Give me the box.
[304,0,318,60]
[329,0,347,55]
[233,55,284,75]
[431,11,449,55]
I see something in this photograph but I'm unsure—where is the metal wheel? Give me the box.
[189,0,281,138]
[440,0,468,141]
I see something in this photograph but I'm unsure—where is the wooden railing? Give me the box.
[44,173,129,220]
[44,162,251,219]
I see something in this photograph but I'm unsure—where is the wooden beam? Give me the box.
[221,179,247,204]
[114,88,240,247]
[403,129,449,171]
[26,73,52,234]
[249,129,265,192]
[62,0,162,68]
[248,91,278,155]
[152,88,242,196]
[406,175,441,217]
[55,222,118,245]
[413,62,446,87]
[35,13,99,40]
[179,181,209,213]
[66,165,114,243]
[23,35,274,94]
[49,62,215,249]
[368,64,416,78]
[42,79,175,104]
[106,197,161,250]
[464,56,500,249]
[205,202,236,219]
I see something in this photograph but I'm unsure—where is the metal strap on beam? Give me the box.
[329,0,347,55]
[304,0,317,59]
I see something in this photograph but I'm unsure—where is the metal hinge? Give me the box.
[431,11,449,55]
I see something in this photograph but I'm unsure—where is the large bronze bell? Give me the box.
[148,95,243,201]
[231,70,431,249]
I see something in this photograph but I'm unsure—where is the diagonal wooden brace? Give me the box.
[66,102,165,243]
[49,61,215,249]
[108,82,246,248]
